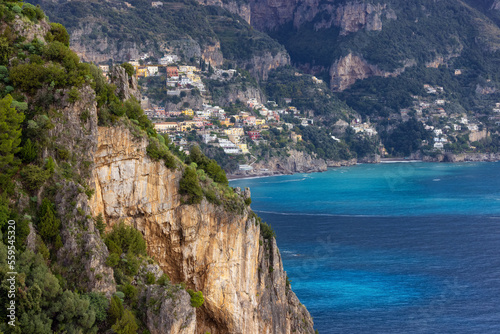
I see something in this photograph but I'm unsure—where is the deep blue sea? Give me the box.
[230,162,500,334]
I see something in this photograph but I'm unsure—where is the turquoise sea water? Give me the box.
[230,162,500,333]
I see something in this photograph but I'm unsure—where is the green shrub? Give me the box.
[85,292,109,322]
[108,295,124,325]
[46,156,55,173]
[104,222,146,256]
[68,87,80,103]
[11,5,21,14]
[38,199,61,244]
[35,235,50,260]
[120,63,135,78]
[157,274,170,286]
[244,197,252,206]
[187,289,204,308]
[146,272,156,284]
[260,222,276,240]
[95,213,105,235]
[179,167,203,204]
[106,253,120,267]
[21,164,50,192]
[20,138,37,163]
[47,23,70,47]
[111,309,138,334]
[121,283,138,303]
[22,3,37,21]
[57,147,70,160]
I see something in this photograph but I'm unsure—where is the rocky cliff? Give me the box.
[329,53,414,91]
[90,126,315,333]
[197,0,252,24]
[250,0,396,33]
[233,149,328,177]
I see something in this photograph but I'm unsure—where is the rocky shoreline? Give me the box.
[228,151,499,179]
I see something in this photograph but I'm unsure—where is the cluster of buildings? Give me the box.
[403,84,489,150]
[152,95,314,155]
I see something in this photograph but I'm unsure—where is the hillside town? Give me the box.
[99,52,497,169]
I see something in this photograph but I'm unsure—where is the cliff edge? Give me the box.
[90,125,315,334]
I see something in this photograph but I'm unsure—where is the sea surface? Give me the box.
[230,162,500,333]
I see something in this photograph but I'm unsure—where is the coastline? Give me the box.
[228,152,500,180]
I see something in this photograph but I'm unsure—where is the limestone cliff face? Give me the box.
[90,126,314,333]
[111,65,141,101]
[333,2,392,35]
[329,53,414,91]
[243,50,291,80]
[214,85,264,107]
[197,0,252,24]
[242,149,328,177]
[250,0,396,33]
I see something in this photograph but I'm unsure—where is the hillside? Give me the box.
[31,0,500,161]
[30,0,289,80]
[0,1,315,333]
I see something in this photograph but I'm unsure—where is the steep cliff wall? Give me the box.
[243,50,291,81]
[197,0,252,24]
[90,126,314,333]
[233,149,328,178]
[329,53,414,91]
[250,0,396,33]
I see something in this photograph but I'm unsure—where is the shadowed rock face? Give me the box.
[90,125,315,333]
[249,0,395,33]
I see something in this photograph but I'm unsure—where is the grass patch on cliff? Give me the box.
[187,289,204,308]
[178,145,250,213]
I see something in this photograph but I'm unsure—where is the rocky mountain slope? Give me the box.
[31,0,289,80]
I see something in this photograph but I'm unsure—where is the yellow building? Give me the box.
[238,143,249,154]
[181,108,194,116]
[180,121,198,131]
[224,128,244,136]
[220,119,234,127]
[136,67,148,78]
[255,119,266,126]
[154,122,179,133]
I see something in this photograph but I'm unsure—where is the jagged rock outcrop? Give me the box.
[197,0,252,24]
[201,41,225,67]
[90,126,315,333]
[10,16,50,43]
[329,53,383,91]
[143,285,197,334]
[334,2,392,35]
[44,85,116,295]
[250,0,299,31]
[213,85,264,107]
[330,53,414,91]
[243,51,290,80]
[244,149,328,177]
[250,0,396,33]
[111,65,141,101]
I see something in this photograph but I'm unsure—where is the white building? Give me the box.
[434,142,444,149]
[159,54,179,65]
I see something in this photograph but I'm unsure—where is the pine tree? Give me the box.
[179,167,203,204]
[0,95,25,186]
[38,199,60,243]
[111,309,138,334]
[108,295,124,325]
[20,138,37,163]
